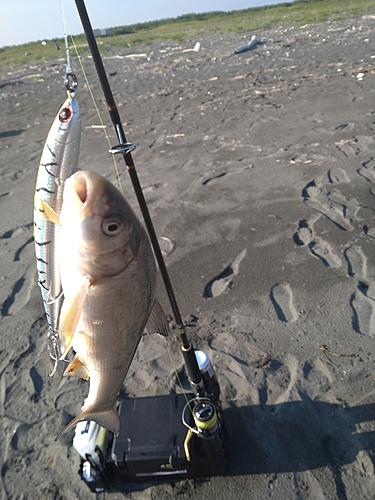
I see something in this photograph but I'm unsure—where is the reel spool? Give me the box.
[193,401,219,435]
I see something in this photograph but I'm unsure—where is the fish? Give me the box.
[54,170,169,438]
[33,94,81,374]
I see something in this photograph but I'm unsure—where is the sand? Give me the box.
[1,13,375,500]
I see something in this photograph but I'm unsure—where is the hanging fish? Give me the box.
[34,92,81,375]
[51,170,169,438]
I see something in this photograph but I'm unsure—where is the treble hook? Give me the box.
[47,327,71,377]
[65,72,78,96]
[47,328,61,377]
[45,288,64,306]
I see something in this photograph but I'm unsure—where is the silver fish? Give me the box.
[34,95,81,373]
[55,170,169,438]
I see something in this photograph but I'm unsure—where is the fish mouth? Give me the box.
[74,173,88,205]
[66,170,101,215]
[65,171,122,234]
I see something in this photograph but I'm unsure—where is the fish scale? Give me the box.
[76,241,156,405]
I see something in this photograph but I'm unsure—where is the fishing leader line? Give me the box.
[60,0,72,76]
[59,0,123,194]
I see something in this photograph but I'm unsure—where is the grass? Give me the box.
[1,0,374,67]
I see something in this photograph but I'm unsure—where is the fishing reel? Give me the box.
[183,399,220,438]
[179,351,228,477]
[182,396,226,470]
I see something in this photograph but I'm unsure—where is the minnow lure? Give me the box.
[34,90,81,375]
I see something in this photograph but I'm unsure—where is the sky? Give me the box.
[0,0,284,48]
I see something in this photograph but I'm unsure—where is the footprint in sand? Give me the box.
[363,225,375,240]
[203,248,247,298]
[294,219,341,268]
[303,178,358,231]
[202,172,227,185]
[313,122,355,136]
[1,264,35,317]
[327,166,350,184]
[327,190,360,222]
[344,245,368,281]
[309,238,341,268]
[270,282,298,323]
[335,138,361,157]
[293,220,313,246]
[264,354,299,405]
[364,283,375,302]
[294,214,326,246]
[350,289,375,337]
[357,157,375,183]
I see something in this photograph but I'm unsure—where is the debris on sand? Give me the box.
[234,35,262,54]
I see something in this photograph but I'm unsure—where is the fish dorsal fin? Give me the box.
[145,299,169,336]
[59,277,90,359]
[63,355,90,380]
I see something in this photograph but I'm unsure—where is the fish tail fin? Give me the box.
[55,402,120,441]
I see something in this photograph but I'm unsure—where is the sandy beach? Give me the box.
[1,13,375,499]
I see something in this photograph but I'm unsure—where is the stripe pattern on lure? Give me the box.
[34,94,81,373]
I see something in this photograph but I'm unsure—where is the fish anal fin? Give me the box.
[145,299,169,336]
[63,356,90,380]
[55,401,120,441]
[59,278,90,359]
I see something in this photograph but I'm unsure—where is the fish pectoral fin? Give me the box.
[55,401,120,441]
[63,356,90,380]
[59,278,90,359]
[145,299,170,336]
[43,201,61,225]
[35,198,61,226]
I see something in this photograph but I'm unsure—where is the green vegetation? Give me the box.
[1,0,374,67]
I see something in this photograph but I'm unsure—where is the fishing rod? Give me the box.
[73,0,204,394]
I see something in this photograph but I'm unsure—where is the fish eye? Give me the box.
[102,218,123,236]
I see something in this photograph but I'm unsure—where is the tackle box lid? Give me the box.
[110,393,194,475]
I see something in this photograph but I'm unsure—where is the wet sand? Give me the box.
[1,14,375,499]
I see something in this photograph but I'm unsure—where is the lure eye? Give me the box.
[59,106,73,122]
[102,218,123,236]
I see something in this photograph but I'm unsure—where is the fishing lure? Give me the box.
[34,80,81,376]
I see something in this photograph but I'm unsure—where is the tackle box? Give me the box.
[76,392,229,492]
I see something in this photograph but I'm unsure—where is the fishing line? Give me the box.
[60,0,71,75]
[162,336,196,417]
[62,1,208,418]
[73,0,205,395]
[60,2,189,398]
[58,3,193,396]
[59,1,124,194]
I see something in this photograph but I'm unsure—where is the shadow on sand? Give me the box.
[107,395,374,500]
[223,396,374,499]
